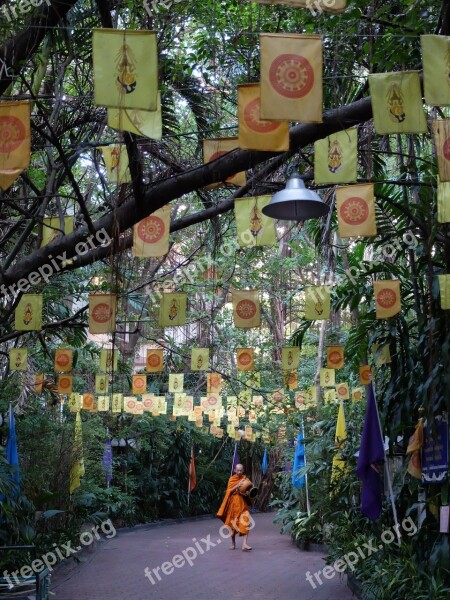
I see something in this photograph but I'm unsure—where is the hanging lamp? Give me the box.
[262,172,329,221]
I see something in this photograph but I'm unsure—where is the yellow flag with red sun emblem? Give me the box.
[304,286,331,320]
[203,138,246,188]
[93,29,158,110]
[238,83,289,151]
[14,294,43,331]
[54,349,73,372]
[232,289,261,328]
[260,34,322,123]
[359,365,372,385]
[352,387,363,401]
[373,280,401,319]
[433,120,450,182]
[207,373,222,393]
[336,184,377,238]
[191,348,209,372]
[327,345,344,370]
[0,101,30,191]
[336,382,349,400]
[132,374,147,395]
[9,349,27,371]
[33,374,44,393]
[133,206,171,257]
[146,348,163,372]
[281,347,300,370]
[82,393,94,410]
[284,370,298,390]
[41,217,74,247]
[234,196,277,248]
[58,375,73,394]
[89,294,117,334]
[158,292,187,327]
[314,128,357,185]
[368,71,427,134]
[237,348,255,371]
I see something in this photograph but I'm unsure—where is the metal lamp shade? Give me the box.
[262,172,329,221]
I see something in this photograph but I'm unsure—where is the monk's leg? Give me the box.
[242,534,252,550]
[230,530,236,549]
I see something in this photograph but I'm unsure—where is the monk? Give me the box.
[217,463,253,551]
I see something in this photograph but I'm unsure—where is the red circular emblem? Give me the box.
[208,395,218,406]
[127,399,136,409]
[209,150,227,162]
[143,398,153,408]
[443,138,450,161]
[328,351,342,365]
[236,299,257,320]
[56,353,70,367]
[377,288,397,309]
[353,391,362,400]
[147,353,161,367]
[137,216,165,244]
[340,197,369,226]
[92,303,112,323]
[0,116,26,153]
[239,352,252,366]
[60,377,71,389]
[186,399,193,410]
[360,367,371,384]
[134,377,145,389]
[338,385,347,395]
[243,98,280,133]
[269,54,314,99]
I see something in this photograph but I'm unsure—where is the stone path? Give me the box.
[51,512,354,600]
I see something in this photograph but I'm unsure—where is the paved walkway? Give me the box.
[51,512,353,600]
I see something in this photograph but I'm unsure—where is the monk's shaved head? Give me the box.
[234,464,244,473]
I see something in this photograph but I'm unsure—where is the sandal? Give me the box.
[242,545,252,551]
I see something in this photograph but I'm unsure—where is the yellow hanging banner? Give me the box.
[237,348,255,372]
[359,365,372,385]
[238,83,289,151]
[304,285,331,320]
[331,400,347,481]
[112,393,123,413]
[234,196,277,248]
[232,289,261,328]
[133,206,171,258]
[146,348,163,372]
[433,120,450,182]
[100,145,131,184]
[99,349,118,372]
[14,294,43,331]
[207,373,222,393]
[41,217,74,247]
[320,368,335,387]
[373,280,401,319]
[10,349,27,371]
[89,294,117,334]
[0,101,31,191]
[421,35,450,106]
[54,349,73,373]
[352,387,363,401]
[93,29,158,110]
[281,347,300,370]
[368,71,427,134]
[314,128,357,185]
[326,345,344,370]
[158,292,187,327]
[132,374,147,395]
[69,393,82,412]
[203,138,246,188]
[95,374,109,394]
[82,394,94,411]
[191,348,209,371]
[58,375,73,395]
[336,184,377,238]
[33,374,44,393]
[169,374,184,392]
[260,34,322,123]
[108,92,162,140]
[371,344,391,365]
[438,179,450,223]
[438,274,450,309]
[336,382,349,400]
[243,0,345,12]
[283,370,298,390]
[97,396,110,412]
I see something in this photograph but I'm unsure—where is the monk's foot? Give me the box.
[242,545,252,551]
[229,544,236,549]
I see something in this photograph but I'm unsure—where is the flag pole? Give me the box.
[231,442,237,476]
[301,416,311,517]
[371,382,401,544]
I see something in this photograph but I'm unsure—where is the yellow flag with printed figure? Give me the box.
[336,184,377,238]
[133,206,171,258]
[191,348,209,371]
[159,292,187,327]
[0,101,31,191]
[33,374,44,393]
[320,368,335,387]
[438,180,450,223]
[101,145,131,184]
[203,138,246,187]
[69,412,85,494]
[108,92,162,140]
[9,349,27,371]
[146,348,163,372]
[89,294,116,334]
[352,387,364,402]
[97,396,110,412]
[55,349,73,372]
[421,35,450,106]
[238,83,289,151]
[93,29,158,110]
[373,280,401,319]
[69,393,82,413]
[331,400,347,481]
[282,347,300,370]
[368,72,427,134]
[284,370,298,390]
[438,274,450,309]
[234,196,277,248]
[112,393,123,413]
[95,374,109,394]
[237,348,255,371]
[41,217,74,247]
[99,349,118,372]
[243,0,346,12]
[15,294,43,331]
[314,128,357,185]
[304,286,331,320]
[232,289,261,328]
[58,375,73,395]
[169,374,184,392]
[260,34,322,123]
[433,120,450,182]
[371,344,391,365]
[326,345,344,369]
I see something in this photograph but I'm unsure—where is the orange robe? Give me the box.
[216,474,251,535]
